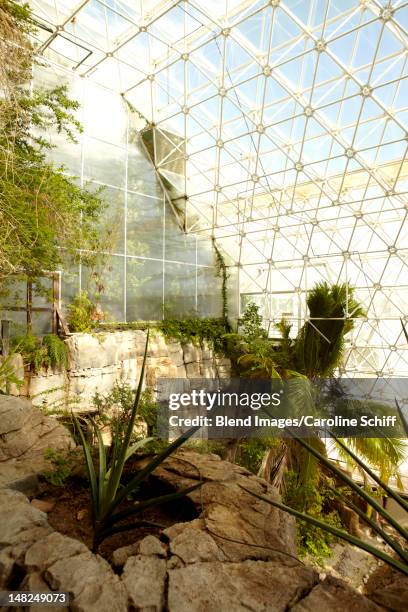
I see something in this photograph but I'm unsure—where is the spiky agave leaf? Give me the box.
[291,432,408,543]
[240,485,408,576]
[74,332,203,551]
[328,485,408,563]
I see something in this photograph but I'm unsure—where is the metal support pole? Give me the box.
[1,319,11,357]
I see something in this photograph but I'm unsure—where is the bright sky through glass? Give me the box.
[27,0,408,376]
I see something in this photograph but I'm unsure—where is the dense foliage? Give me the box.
[159,317,230,354]
[244,434,408,575]
[12,332,68,371]
[67,291,104,332]
[284,469,342,561]
[228,291,405,560]
[293,282,366,378]
[0,351,23,392]
[0,1,104,283]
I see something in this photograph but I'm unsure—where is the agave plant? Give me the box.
[74,332,201,552]
[242,431,408,576]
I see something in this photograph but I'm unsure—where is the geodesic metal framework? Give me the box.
[27,0,408,376]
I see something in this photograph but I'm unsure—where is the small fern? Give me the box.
[42,334,68,369]
[12,333,68,372]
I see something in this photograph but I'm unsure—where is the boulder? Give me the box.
[25,532,128,612]
[367,575,408,611]
[138,535,167,557]
[46,551,128,612]
[291,574,384,611]
[155,450,297,562]
[167,559,318,612]
[122,555,167,610]
[0,395,74,491]
[112,535,167,569]
[0,488,52,588]
[24,532,88,572]
[169,527,226,563]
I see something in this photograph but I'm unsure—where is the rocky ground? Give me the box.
[0,395,407,611]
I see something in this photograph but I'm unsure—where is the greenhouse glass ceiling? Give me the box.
[28,0,408,376]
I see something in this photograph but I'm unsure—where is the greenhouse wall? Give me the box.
[30,62,232,326]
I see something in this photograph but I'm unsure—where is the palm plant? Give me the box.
[293,282,365,378]
[74,333,201,552]
[242,432,408,576]
[255,283,405,554]
[333,435,406,489]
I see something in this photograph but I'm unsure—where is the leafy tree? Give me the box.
[239,301,267,340]
[0,0,105,283]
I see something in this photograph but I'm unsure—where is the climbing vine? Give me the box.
[212,238,230,325]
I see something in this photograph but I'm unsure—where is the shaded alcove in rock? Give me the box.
[42,458,199,564]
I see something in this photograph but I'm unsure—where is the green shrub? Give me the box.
[160,317,230,354]
[42,334,68,369]
[42,448,78,486]
[284,469,341,562]
[0,352,23,393]
[67,291,98,332]
[93,382,163,441]
[12,333,43,371]
[93,381,145,443]
[242,434,408,576]
[12,333,67,372]
[236,438,279,474]
[138,389,160,435]
[239,302,267,340]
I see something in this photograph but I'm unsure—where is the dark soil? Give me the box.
[39,457,198,564]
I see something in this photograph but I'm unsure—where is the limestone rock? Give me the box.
[0,395,74,491]
[182,344,200,364]
[46,551,128,612]
[138,535,167,557]
[0,489,50,546]
[291,574,384,611]
[151,450,297,562]
[1,471,40,496]
[367,575,408,611]
[167,559,318,612]
[112,535,167,569]
[19,572,68,612]
[112,543,140,570]
[16,330,231,408]
[28,371,66,408]
[169,526,226,563]
[324,543,380,589]
[0,488,52,588]
[122,554,167,610]
[24,532,88,572]
[185,362,200,377]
